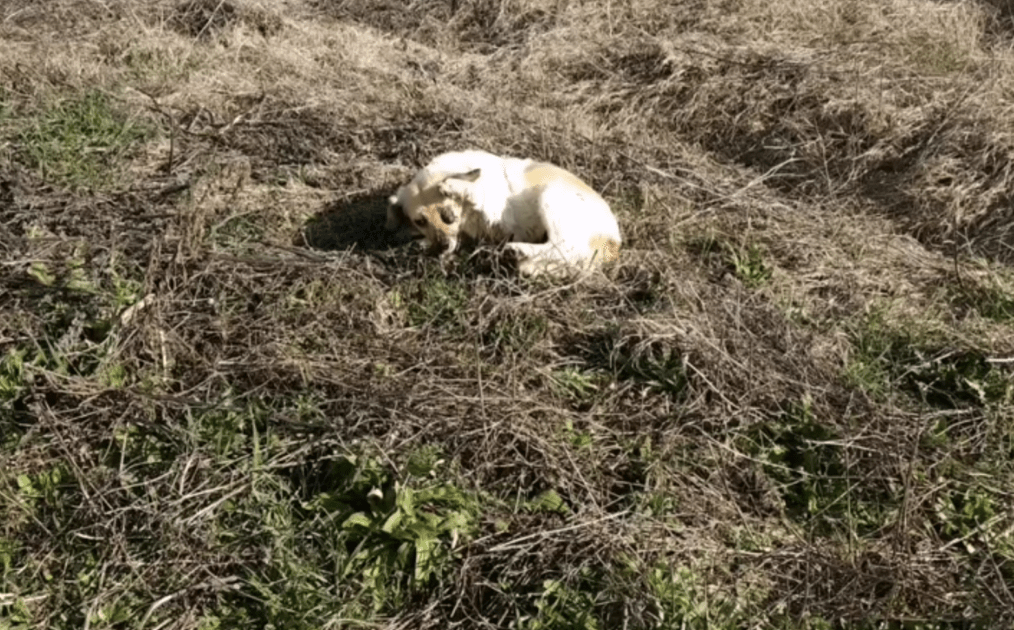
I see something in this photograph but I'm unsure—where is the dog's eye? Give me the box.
[413,217,427,227]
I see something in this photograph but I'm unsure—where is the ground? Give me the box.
[1,0,1014,628]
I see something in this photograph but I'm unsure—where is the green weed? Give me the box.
[303,448,479,614]
[523,575,601,630]
[845,310,1012,407]
[549,367,601,403]
[616,344,686,397]
[950,274,1014,322]
[15,465,68,515]
[17,90,150,189]
[0,349,28,407]
[407,274,470,330]
[645,564,760,630]
[933,485,1000,546]
[523,489,570,515]
[742,396,892,534]
[728,243,772,288]
[561,418,594,450]
[683,234,772,288]
[581,327,687,397]
[483,310,548,356]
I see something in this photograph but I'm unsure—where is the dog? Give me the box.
[388,150,621,276]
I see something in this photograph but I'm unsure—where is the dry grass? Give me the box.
[2,0,1014,628]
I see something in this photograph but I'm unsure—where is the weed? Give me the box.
[17,90,150,189]
[951,277,1014,322]
[561,418,594,450]
[683,234,772,288]
[615,342,687,398]
[304,449,479,613]
[523,489,570,515]
[846,310,1013,408]
[728,243,772,288]
[524,575,602,630]
[741,396,892,534]
[549,366,601,402]
[645,564,759,629]
[483,310,548,356]
[933,485,1001,549]
[0,349,28,407]
[15,465,67,513]
[406,274,470,330]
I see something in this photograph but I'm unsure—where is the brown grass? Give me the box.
[2,0,1014,627]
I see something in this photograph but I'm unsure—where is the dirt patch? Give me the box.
[168,0,282,40]
[0,0,125,38]
[311,0,556,50]
[168,0,240,39]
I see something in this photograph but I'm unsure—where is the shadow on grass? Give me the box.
[301,191,418,253]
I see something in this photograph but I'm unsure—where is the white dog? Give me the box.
[387,150,621,276]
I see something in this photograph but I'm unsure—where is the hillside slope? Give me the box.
[2,0,1013,627]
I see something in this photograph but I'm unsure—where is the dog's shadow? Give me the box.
[299,190,524,279]
[300,191,417,252]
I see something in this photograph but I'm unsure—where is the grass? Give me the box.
[15,89,150,190]
[2,0,1014,627]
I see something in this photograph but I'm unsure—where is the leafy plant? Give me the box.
[484,310,548,356]
[933,485,1001,549]
[646,564,750,629]
[846,310,1012,407]
[305,450,479,613]
[523,577,601,630]
[0,349,28,407]
[741,396,891,534]
[727,243,772,288]
[549,367,600,402]
[524,489,570,515]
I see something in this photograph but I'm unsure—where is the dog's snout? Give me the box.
[438,205,457,225]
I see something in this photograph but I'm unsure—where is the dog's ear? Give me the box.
[447,168,481,182]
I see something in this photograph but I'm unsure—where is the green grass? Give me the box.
[405,272,471,331]
[845,309,1012,407]
[17,90,150,189]
[0,389,483,628]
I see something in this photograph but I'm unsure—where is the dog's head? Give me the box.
[388,169,480,253]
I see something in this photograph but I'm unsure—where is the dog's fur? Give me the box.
[387,150,622,276]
